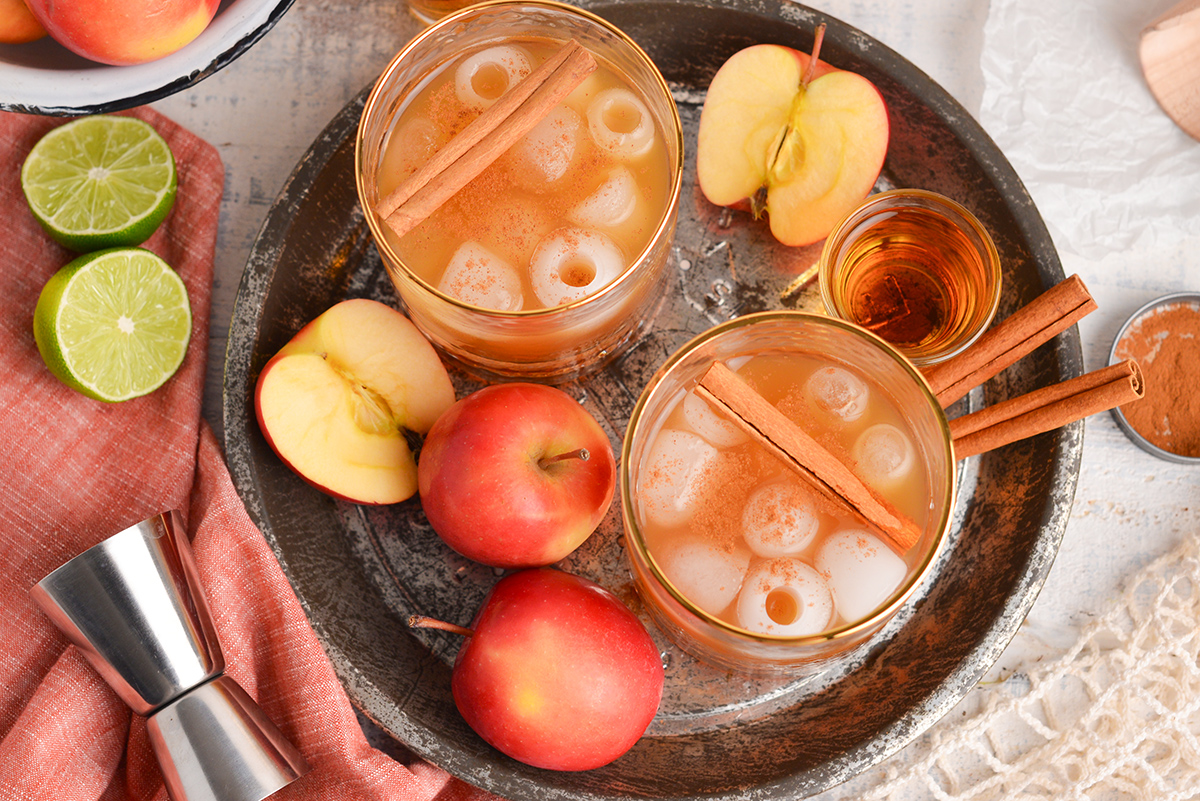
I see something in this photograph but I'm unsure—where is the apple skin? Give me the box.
[0,0,46,44]
[417,383,616,569]
[255,298,456,506]
[451,568,664,771]
[696,43,890,246]
[23,0,219,65]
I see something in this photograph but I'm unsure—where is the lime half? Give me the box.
[33,248,192,402]
[21,115,177,252]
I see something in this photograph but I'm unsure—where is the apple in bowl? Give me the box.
[23,0,220,65]
[255,298,456,506]
[417,383,617,569]
[696,28,890,246]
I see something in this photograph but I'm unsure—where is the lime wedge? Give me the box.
[33,248,192,402]
[21,115,177,253]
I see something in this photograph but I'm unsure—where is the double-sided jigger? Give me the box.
[30,510,310,801]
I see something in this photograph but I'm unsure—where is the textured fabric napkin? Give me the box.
[0,108,490,801]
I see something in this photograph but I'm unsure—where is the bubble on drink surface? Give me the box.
[455,46,532,111]
[681,389,748,448]
[504,105,582,194]
[639,429,720,528]
[529,227,624,307]
[852,423,916,490]
[659,541,750,617]
[437,241,523,311]
[741,482,820,558]
[814,529,906,625]
[567,166,638,228]
[804,366,870,424]
[735,558,833,636]
[586,87,656,159]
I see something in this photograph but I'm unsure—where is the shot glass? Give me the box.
[819,189,1002,366]
[356,0,684,381]
[620,312,956,675]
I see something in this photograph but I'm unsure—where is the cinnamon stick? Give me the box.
[375,39,597,238]
[923,274,1097,408]
[695,362,923,554]
[951,358,1145,459]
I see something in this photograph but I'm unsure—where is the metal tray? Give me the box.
[223,1,1082,798]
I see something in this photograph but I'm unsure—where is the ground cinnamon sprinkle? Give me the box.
[1115,302,1200,458]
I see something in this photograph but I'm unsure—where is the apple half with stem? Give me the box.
[255,298,456,505]
[696,26,890,246]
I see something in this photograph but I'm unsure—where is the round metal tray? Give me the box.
[222,1,1083,798]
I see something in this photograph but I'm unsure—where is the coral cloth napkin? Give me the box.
[0,108,491,801]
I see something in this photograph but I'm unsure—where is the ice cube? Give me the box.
[735,558,833,636]
[852,423,916,490]
[658,540,750,617]
[639,429,720,528]
[568,166,638,228]
[504,105,582,193]
[681,389,748,448]
[455,45,532,111]
[586,87,656,159]
[741,482,820,557]
[529,227,624,307]
[437,241,523,311]
[804,366,869,424]
[814,529,906,624]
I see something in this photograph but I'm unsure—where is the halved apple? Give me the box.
[696,34,890,246]
[254,298,456,505]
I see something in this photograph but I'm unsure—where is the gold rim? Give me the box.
[620,310,957,648]
[354,0,685,319]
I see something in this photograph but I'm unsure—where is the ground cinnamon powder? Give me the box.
[1114,302,1200,458]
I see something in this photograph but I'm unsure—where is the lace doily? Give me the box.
[818,532,1200,801]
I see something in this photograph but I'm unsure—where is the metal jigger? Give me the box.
[30,511,310,801]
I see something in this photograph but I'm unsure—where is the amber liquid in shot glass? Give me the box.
[820,189,1001,367]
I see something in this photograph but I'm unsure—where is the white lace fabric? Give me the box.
[817,533,1200,801]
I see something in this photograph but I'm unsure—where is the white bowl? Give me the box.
[0,0,295,116]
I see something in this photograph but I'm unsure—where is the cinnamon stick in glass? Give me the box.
[695,362,922,554]
[923,274,1097,408]
[375,39,597,238]
[951,358,1144,459]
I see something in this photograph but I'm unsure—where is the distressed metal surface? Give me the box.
[222,1,1082,798]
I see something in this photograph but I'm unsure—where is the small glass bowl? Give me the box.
[819,189,1002,367]
[355,0,684,382]
[620,311,956,675]
[1109,291,1200,465]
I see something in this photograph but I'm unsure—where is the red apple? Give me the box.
[0,0,46,44]
[435,568,664,771]
[696,29,890,246]
[24,0,219,65]
[255,298,456,505]
[417,383,616,569]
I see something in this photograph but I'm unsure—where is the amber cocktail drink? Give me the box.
[356,1,683,380]
[621,313,955,674]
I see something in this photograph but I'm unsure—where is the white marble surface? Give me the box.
[150,0,1198,792]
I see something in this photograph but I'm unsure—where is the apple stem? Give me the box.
[408,615,474,638]
[538,447,590,470]
[801,23,827,89]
